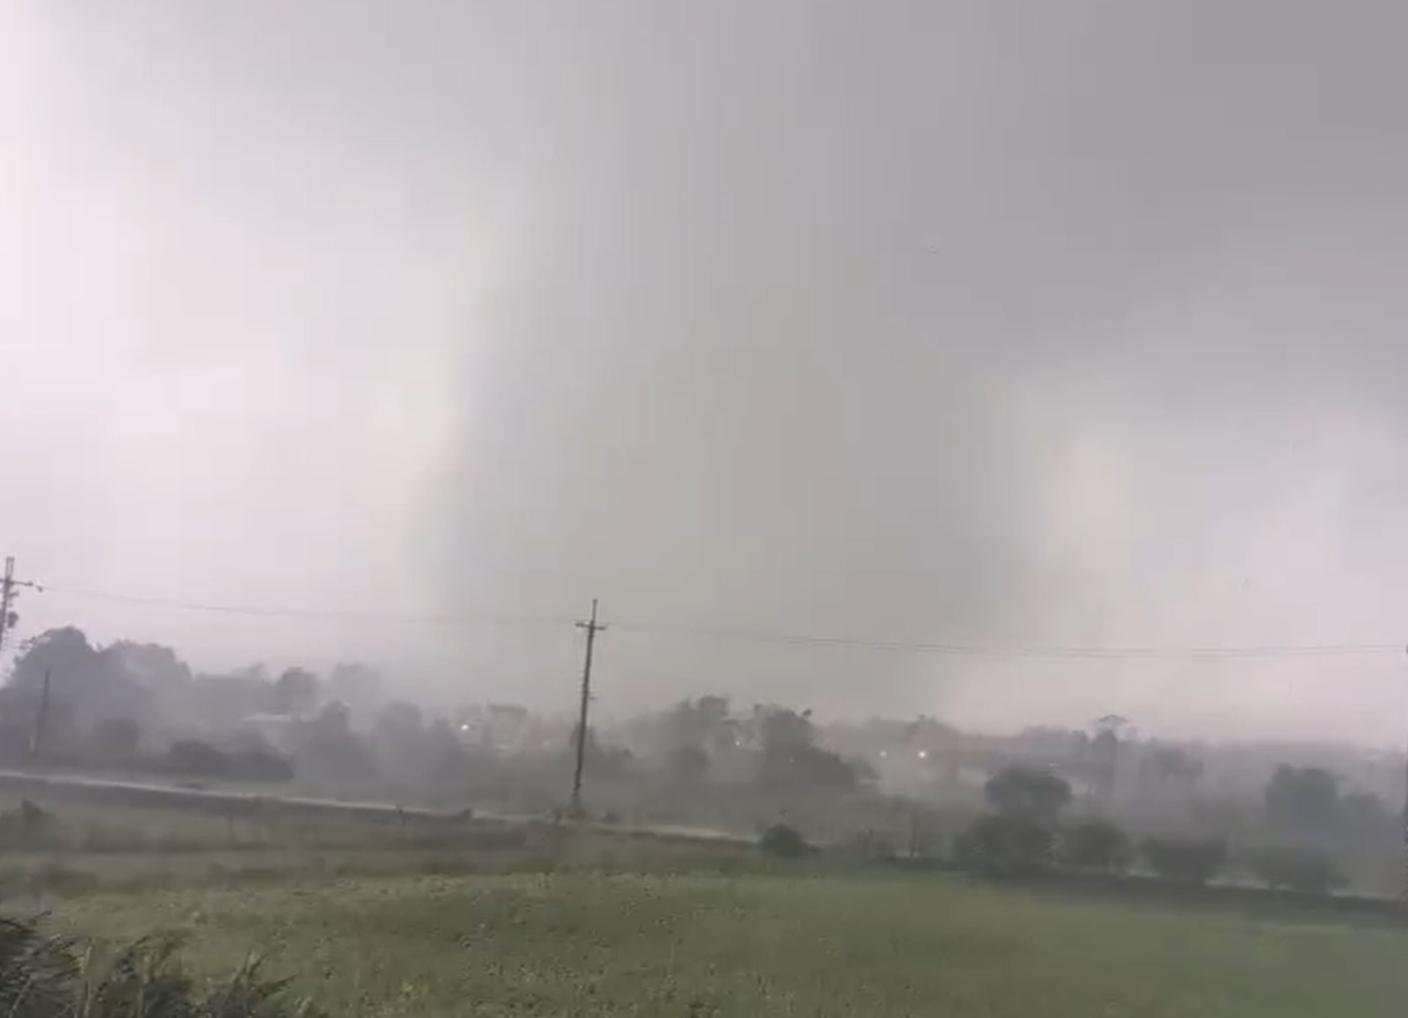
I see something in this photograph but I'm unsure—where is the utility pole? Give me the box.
[571,598,606,815]
[1402,645,1408,902]
[0,556,41,658]
[29,667,50,761]
[0,557,17,656]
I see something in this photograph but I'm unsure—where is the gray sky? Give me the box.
[6,1,1408,744]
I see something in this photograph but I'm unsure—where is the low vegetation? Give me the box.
[0,793,1402,1017]
[954,813,1054,875]
[0,915,321,1017]
[40,869,1408,1018]
[1246,844,1341,895]
[1142,836,1228,886]
[1059,818,1131,873]
[757,822,809,858]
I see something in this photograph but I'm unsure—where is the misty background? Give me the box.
[5,1,1408,744]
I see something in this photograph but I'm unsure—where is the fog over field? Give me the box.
[7,2,1408,745]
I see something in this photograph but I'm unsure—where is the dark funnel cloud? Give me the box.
[8,2,1408,742]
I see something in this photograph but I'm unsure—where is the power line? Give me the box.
[29,579,1408,661]
[37,584,573,628]
[609,618,1404,661]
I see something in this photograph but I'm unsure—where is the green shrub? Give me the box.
[984,766,1072,825]
[84,934,197,1017]
[758,823,809,859]
[1141,836,1226,886]
[0,915,323,1017]
[0,800,52,850]
[1246,844,1339,895]
[954,814,1054,875]
[0,915,76,1017]
[1059,819,1131,873]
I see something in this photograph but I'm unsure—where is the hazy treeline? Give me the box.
[1,625,1403,893]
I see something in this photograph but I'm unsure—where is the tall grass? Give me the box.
[0,915,321,1017]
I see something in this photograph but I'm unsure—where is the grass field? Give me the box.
[38,868,1408,1017]
[6,790,1408,1016]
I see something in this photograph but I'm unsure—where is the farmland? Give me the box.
[6,793,1407,1017]
[37,869,1408,1017]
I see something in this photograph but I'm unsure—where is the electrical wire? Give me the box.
[32,582,1406,661]
[36,584,574,628]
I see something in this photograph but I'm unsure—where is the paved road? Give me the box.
[0,767,487,820]
[0,767,750,843]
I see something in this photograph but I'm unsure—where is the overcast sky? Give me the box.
[6,1,1408,744]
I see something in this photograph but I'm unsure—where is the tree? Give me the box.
[984,765,1072,825]
[1139,744,1203,795]
[758,706,815,755]
[418,719,468,783]
[272,667,319,715]
[328,662,382,714]
[1339,791,1390,838]
[166,738,230,776]
[1088,715,1128,802]
[668,744,709,783]
[103,641,192,692]
[753,706,858,790]
[227,746,294,782]
[221,728,294,781]
[293,701,377,784]
[661,696,731,756]
[566,724,633,778]
[1060,818,1131,872]
[1141,836,1226,886]
[191,670,279,727]
[758,822,809,859]
[955,814,1055,875]
[1247,844,1338,895]
[1265,765,1339,835]
[89,718,141,760]
[10,628,97,690]
[374,700,423,745]
[9,628,155,732]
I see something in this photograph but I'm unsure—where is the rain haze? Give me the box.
[6,1,1408,745]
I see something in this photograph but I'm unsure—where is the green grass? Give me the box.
[13,793,1408,1015]
[44,869,1408,1017]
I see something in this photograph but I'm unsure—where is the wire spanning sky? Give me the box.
[6,2,1408,743]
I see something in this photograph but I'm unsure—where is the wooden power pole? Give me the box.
[0,557,17,656]
[1403,645,1408,902]
[570,599,606,815]
[0,556,40,658]
[29,667,50,761]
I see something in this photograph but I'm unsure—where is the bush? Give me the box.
[954,813,1055,875]
[847,828,896,862]
[0,800,52,849]
[226,749,294,782]
[0,915,75,1016]
[758,823,809,859]
[89,719,141,761]
[1059,819,1131,872]
[1265,765,1339,835]
[1247,844,1339,895]
[667,745,709,783]
[166,739,230,777]
[1141,836,1227,886]
[0,915,323,1017]
[984,766,1072,825]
